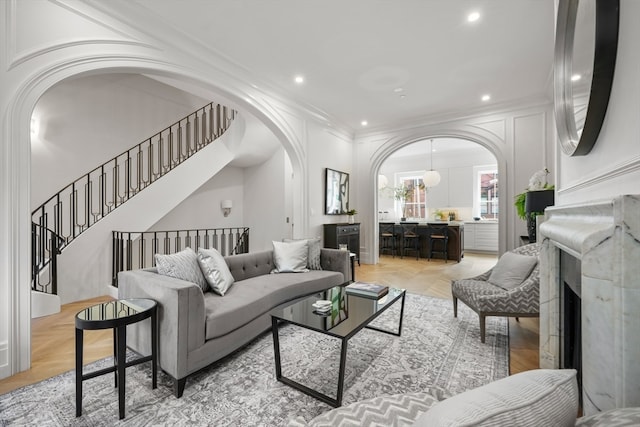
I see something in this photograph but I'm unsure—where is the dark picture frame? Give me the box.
[325,168,349,215]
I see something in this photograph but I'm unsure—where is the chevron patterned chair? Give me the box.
[452,243,540,343]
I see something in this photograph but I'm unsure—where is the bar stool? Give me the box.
[379,222,397,257]
[427,223,449,262]
[399,222,420,260]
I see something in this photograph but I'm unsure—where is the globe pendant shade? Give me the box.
[423,170,441,187]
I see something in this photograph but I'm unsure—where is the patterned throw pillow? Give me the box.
[272,240,309,273]
[197,247,235,296]
[414,369,579,427]
[284,237,322,270]
[154,247,208,291]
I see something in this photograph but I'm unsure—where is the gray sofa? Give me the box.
[118,248,350,397]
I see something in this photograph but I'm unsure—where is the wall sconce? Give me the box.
[221,200,232,217]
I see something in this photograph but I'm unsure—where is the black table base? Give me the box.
[271,291,405,407]
[75,299,157,420]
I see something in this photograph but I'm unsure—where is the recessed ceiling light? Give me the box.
[400,94,406,99]
[467,12,480,22]
[294,75,304,84]
[393,87,404,93]
[481,94,491,102]
[571,74,582,82]
[361,120,368,126]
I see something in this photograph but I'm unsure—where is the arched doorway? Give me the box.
[3,58,306,378]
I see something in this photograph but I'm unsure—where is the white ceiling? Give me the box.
[109,0,556,132]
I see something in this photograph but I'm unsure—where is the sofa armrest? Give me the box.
[320,248,351,282]
[117,269,205,380]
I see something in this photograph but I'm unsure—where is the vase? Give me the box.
[348,215,355,224]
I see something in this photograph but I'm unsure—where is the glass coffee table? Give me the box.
[270,285,406,407]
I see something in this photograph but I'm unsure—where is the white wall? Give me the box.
[306,124,354,237]
[243,146,290,251]
[150,166,244,231]
[556,0,640,205]
[31,74,209,207]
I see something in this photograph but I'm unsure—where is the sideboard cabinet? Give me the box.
[323,223,360,265]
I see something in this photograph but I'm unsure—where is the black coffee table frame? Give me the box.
[75,298,158,420]
[271,288,406,407]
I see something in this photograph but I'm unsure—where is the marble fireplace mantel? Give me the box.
[539,194,640,415]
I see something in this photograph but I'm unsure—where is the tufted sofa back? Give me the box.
[224,250,275,282]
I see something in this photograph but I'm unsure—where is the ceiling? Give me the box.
[107,0,556,133]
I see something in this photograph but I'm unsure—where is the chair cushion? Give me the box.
[488,251,537,290]
[414,369,579,427]
[452,278,538,315]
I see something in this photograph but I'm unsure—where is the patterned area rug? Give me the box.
[0,293,508,426]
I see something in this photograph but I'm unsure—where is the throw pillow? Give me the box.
[284,237,323,270]
[154,247,208,291]
[414,369,579,427]
[488,251,538,290]
[197,247,235,296]
[272,240,309,273]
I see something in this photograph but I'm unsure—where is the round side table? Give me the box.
[75,298,157,420]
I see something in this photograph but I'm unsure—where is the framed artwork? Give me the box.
[325,168,349,215]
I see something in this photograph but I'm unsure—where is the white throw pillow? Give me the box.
[272,240,309,273]
[284,237,323,270]
[154,247,208,291]
[414,369,579,427]
[197,247,235,296]
[488,251,538,290]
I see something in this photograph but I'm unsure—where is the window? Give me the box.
[474,167,498,219]
[396,173,427,219]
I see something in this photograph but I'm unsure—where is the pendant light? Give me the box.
[423,139,441,187]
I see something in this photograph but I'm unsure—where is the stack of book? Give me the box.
[345,282,389,299]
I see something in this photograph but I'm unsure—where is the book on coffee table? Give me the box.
[345,282,389,299]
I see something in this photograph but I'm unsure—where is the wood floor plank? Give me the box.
[0,253,539,395]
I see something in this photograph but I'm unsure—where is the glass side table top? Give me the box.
[271,285,405,339]
[75,299,156,329]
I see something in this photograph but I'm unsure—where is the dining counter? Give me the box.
[379,222,464,262]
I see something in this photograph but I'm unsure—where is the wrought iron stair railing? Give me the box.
[112,227,250,286]
[31,222,65,294]
[31,102,236,294]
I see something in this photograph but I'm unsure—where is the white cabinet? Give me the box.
[463,223,475,250]
[464,222,498,252]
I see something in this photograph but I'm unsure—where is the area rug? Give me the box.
[0,293,508,426]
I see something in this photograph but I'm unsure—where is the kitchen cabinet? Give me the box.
[463,221,498,252]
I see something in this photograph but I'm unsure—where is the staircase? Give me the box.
[31,102,236,310]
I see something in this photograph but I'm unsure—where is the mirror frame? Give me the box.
[554,0,619,156]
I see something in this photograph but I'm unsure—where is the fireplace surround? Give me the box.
[539,194,640,415]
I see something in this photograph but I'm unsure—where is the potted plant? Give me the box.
[514,168,555,243]
[346,208,357,224]
[393,185,412,221]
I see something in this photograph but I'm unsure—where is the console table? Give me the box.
[323,223,360,265]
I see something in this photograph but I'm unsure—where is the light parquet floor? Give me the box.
[0,252,539,396]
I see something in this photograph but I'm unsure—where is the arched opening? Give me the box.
[7,60,305,377]
[366,131,508,265]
